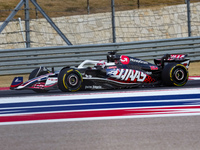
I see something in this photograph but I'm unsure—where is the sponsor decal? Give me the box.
[150,66,158,70]
[107,69,147,82]
[47,78,58,82]
[108,66,117,69]
[14,78,22,82]
[181,60,190,69]
[32,82,45,89]
[145,71,152,75]
[120,55,130,65]
[85,74,92,78]
[130,58,148,64]
[169,54,185,60]
[85,85,102,89]
[45,78,58,86]
[96,60,106,68]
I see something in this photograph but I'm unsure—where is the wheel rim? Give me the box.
[68,74,78,86]
[174,69,185,81]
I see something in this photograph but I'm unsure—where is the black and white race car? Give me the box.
[10,52,190,93]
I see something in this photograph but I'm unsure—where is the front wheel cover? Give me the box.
[162,63,188,86]
[58,68,83,92]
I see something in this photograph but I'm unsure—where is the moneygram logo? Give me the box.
[120,55,130,65]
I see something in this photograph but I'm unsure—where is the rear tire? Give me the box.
[162,63,188,86]
[29,67,50,93]
[58,68,83,92]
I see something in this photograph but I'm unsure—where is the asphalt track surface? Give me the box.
[0,80,200,97]
[0,80,200,150]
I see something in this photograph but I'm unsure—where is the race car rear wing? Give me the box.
[154,54,190,68]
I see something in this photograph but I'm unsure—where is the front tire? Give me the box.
[162,63,188,86]
[58,68,83,92]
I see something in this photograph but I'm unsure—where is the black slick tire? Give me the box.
[58,68,83,92]
[162,63,188,86]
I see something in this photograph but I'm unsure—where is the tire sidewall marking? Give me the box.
[62,74,68,90]
[67,69,73,73]
[75,70,83,82]
[62,69,74,90]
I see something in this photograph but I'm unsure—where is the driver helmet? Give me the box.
[107,51,118,62]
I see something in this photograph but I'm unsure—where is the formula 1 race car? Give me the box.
[10,52,190,93]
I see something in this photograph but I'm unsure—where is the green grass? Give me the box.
[0,0,190,21]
